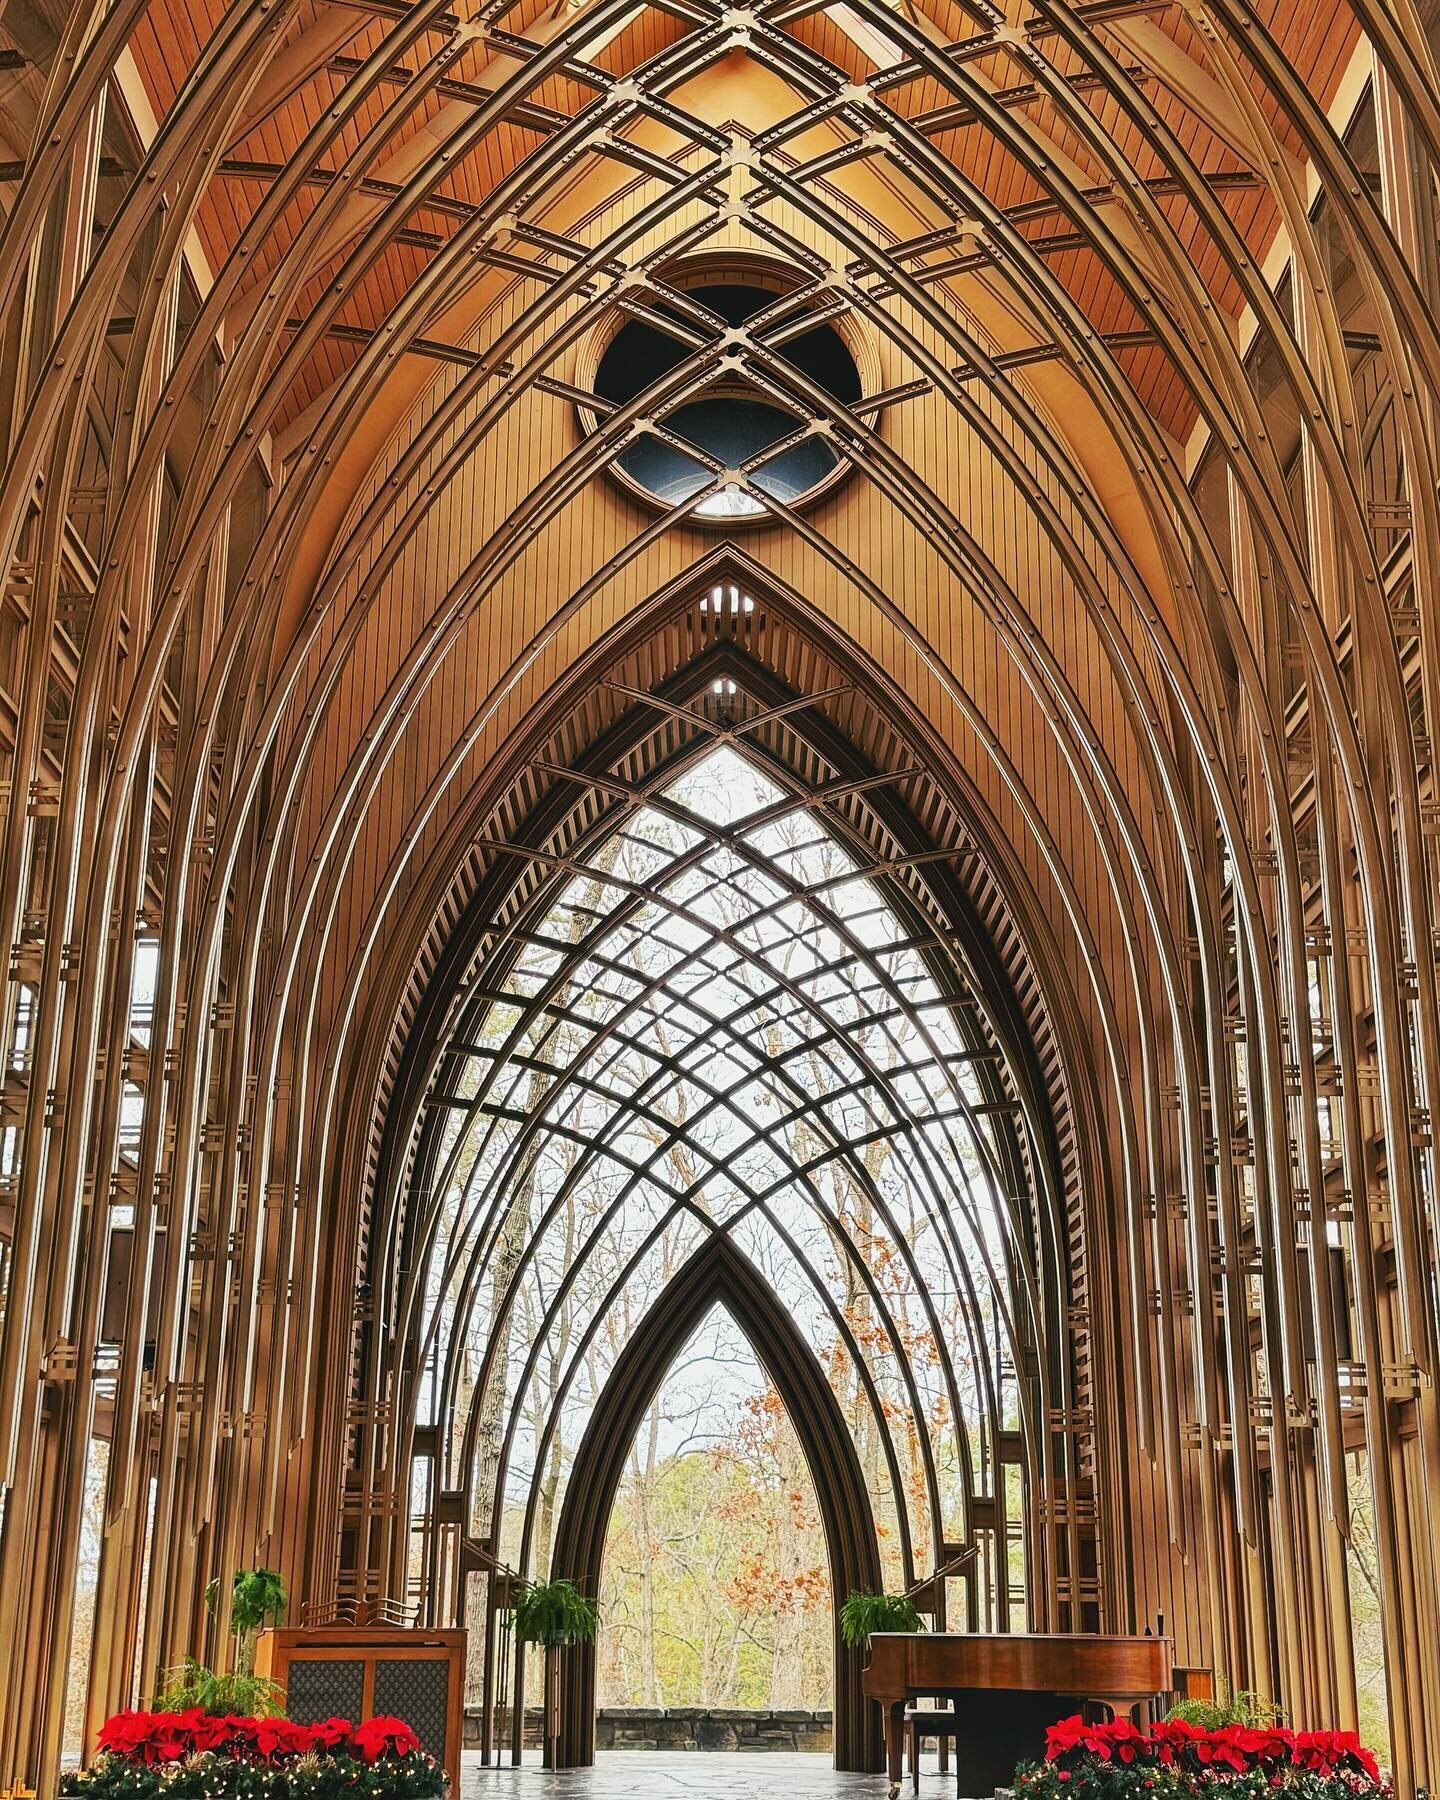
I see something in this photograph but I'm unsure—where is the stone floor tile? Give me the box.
[462,1750,961,1799]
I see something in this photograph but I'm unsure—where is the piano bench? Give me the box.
[904,1708,958,1790]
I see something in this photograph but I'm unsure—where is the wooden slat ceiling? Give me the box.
[123,0,1360,440]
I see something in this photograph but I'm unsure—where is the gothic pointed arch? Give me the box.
[548,1234,884,1768]
[334,559,1108,1771]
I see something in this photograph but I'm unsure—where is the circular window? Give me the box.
[584,266,865,523]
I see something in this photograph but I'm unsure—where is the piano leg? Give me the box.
[887,1701,906,1798]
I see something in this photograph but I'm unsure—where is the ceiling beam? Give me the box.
[1104,11,1303,182]
[221,0,643,342]
[824,0,1173,291]
[224,2,371,151]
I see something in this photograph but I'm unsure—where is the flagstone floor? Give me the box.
[462,1750,959,1798]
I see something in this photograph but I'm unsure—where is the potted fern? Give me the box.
[1165,1687,1281,1728]
[153,1658,285,1718]
[511,1579,597,1768]
[511,1576,598,1649]
[839,1589,923,1646]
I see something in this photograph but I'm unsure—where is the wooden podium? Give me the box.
[254,1625,465,1779]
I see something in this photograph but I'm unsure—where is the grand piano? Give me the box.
[862,1632,1173,1795]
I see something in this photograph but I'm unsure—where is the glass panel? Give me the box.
[597,1306,832,1709]
[409,737,1035,1635]
[592,279,860,516]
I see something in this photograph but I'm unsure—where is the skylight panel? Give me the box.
[649,906,712,959]
[660,744,786,825]
[688,841,751,890]
[744,815,843,870]
[555,873,630,921]
[675,1041,755,1092]
[654,858,721,911]
[128,939,159,1046]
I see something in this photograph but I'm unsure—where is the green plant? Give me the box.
[153,1656,286,1717]
[205,1566,289,1675]
[1165,1688,1281,1729]
[510,1577,598,1648]
[838,1590,922,1647]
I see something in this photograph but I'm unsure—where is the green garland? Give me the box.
[61,1749,445,1800]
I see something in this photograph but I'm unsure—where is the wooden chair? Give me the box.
[906,1704,957,1791]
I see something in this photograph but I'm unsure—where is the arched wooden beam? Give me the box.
[377,642,1062,1618]
[322,549,1122,1634]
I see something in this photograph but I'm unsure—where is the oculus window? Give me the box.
[586,272,864,522]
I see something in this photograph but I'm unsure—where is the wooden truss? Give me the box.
[1,0,1440,1788]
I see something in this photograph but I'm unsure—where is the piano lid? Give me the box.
[861,1631,1173,1697]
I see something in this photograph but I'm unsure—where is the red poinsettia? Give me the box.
[214,1716,261,1751]
[1192,1727,1249,1773]
[76,1707,445,1800]
[1040,1714,1386,1791]
[1223,1727,1293,1764]
[1103,1722,1146,1765]
[307,1716,355,1749]
[1044,1717,1090,1759]
[1044,1719,1148,1764]
[252,1718,317,1759]
[1291,1729,1381,1780]
[175,1710,237,1753]
[96,1713,166,1761]
[1148,1718,1206,1764]
[92,1708,426,1768]
[350,1716,422,1763]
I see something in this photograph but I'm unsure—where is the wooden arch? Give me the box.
[546,1234,886,1771]
[368,610,1075,1737]
[11,0,1440,1782]
[368,596,1078,1619]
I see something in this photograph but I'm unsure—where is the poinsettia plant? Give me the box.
[61,1711,447,1800]
[1015,1716,1389,1800]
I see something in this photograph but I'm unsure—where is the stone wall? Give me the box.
[464,1707,834,1752]
[597,1708,834,1751]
